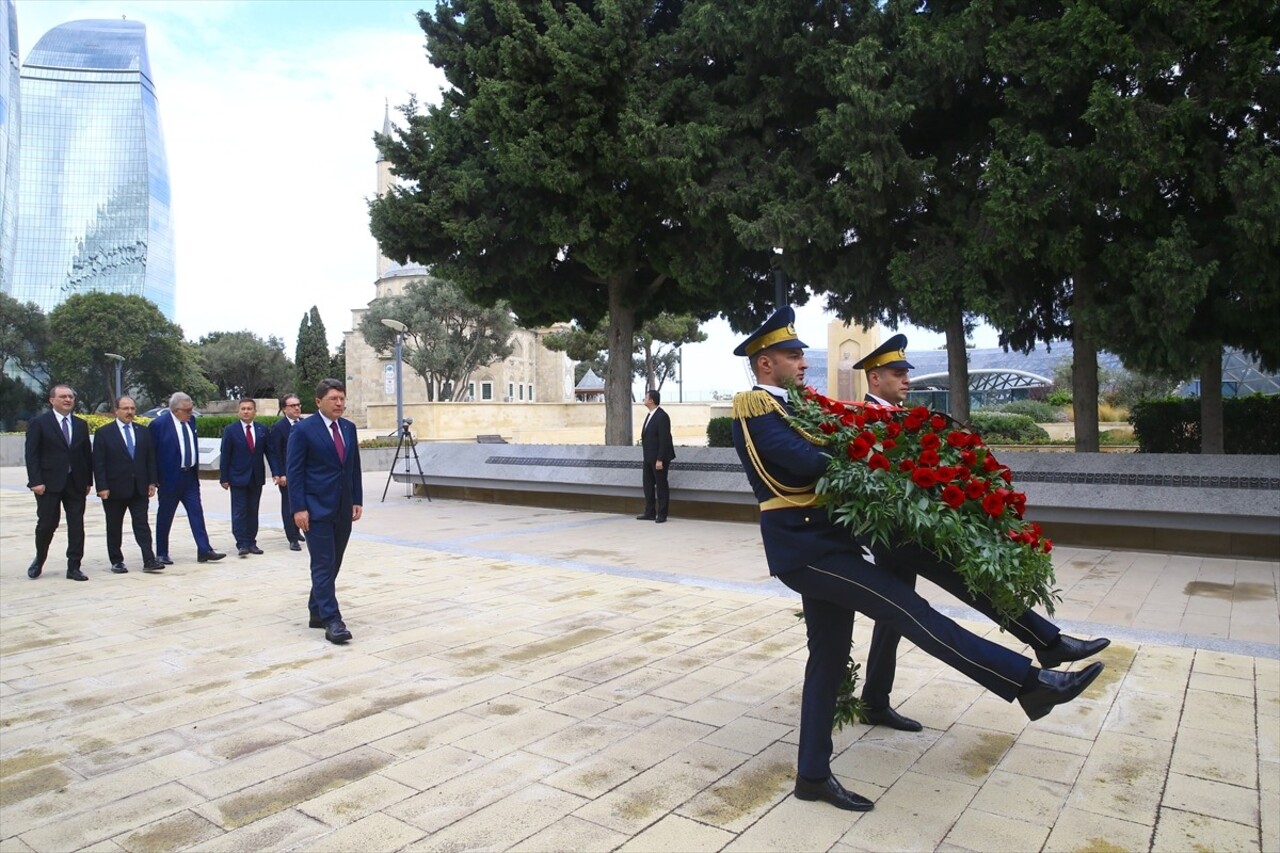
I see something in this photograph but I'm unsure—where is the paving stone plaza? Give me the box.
[1,465,1276,852]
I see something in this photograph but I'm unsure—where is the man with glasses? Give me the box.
[24,383,93,580]
[266,394,305,551]
[149,392,225,565]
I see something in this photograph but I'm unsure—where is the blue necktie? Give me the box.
[61,416,71,445]
[182,422,194,468]
[124,424,135,458]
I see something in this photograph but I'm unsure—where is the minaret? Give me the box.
[375,100,394,281]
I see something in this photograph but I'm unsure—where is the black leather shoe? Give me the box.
[237,548,250,557]
[655,516,667,523]
[66,568,89,581]
[297,535,305,543]
[309,614,325,629]
[157,555,173,566]
[793,775,874,811]
[1018,662,1104,721]
[142,559,165,572]
[635,514,655,521]
[27,561,42,579]
[325,620,353,644]
[860,705,923,732]
[248,546,264,555]
[1037,635,1111,669]
[110,562,128,574]
[197,551,226,562]
[289,541,302,551]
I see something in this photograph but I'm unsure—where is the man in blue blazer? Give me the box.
[150,392,225,564]
[265,393,305,551]
[93,395,164,573]
[220,398,268,557]
[24,383,93,580]
[730,308,1103,812]
[287,379,363,644]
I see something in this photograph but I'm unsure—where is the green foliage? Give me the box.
[989,399,1066,424]
[358,278,515,402]
[545,312,707,393]
[197,331,294,400]
[0,293,48,375]
[1045,389,1072,407]
[192,414,282,440]
[1129,396,1280,454]
[967,412,1051,444]
[294,307,332,413]
[45,292,213,412]
[706,416,733,448]
[81,413,153,434]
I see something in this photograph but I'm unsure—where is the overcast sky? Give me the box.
[14,0,995,401]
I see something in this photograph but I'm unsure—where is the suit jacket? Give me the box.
[640,406,675,464]
[25,409,93,493]
[286,414,362,523]
[265,416,298,479]
[93,420,157,500]
[219,420,268,487]
[149,410,201,492]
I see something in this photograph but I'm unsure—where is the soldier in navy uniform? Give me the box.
[851,336,1110,732]
[730,308,1103,812]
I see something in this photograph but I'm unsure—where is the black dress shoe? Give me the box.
[1037,635,1111,669]
[655,516,667,523]
[860,705,923,732]
[1018,662,1105,721]
[66,568,89,581]
[27,561,42,579]
[325,620,353,644]
[110,562,128,574]
[309,614,325,629]
[296,535,305,543]
[157,555,174,566]
[237,548,250,557]
[248,546,264,555]
[289,541,302,551]
[197,550,226,562]
[793,775,874,811]
[142,559,165,572]
[635,514,656,521]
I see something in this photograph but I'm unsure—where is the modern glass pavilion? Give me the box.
[8,19,173,318]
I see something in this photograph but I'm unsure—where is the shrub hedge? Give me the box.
[192,414,282,438]
[707,416,734,448]
[989,399,1067,423]
[1129,395,1280,454]
[967,411,1051,444]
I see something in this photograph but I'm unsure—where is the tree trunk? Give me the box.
[605,278,636,446]
[1071,331,1100,452]
[1200,346,1224,454]
[945,310,970,424]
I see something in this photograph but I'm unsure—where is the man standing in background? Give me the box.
[636,388,675,523]
[266,394,305,551]
[220,398,268,557]
[150,392,225,565]
[24,383,93,580]
[93,395,164,574]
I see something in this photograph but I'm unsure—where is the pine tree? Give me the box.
[294,306,332,412]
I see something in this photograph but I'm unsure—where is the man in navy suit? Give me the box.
[730,308,1103,812]
[150,392,225,565]
[220,398,268,557]
[288,379,363,644]
[266,393,305,551]
[851,335,1110,733]
[93,395,165,574]
[636,388,676,523]
[24,383,93,580]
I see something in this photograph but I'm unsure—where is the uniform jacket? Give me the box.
[265,416,297,479]
[286,414,362,522]
[25,409,93,492]
[149,410,201,492]
[640,406,675,464]
[731,389,856,576]
[92,421,157,500]
[219,420,268,487]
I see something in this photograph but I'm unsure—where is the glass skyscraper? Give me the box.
[8,18,174,318]
[0,0,19,294]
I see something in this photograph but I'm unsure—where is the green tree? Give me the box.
[0,294,49,425]
[370,1,785,444]
[359,278,516,401]
[294,306,333,411]
[45,293,213,411]
[544,312,706,394]
[330,340,347,384]
[197,331,295,400]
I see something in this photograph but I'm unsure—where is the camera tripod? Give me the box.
[381,424,431,503]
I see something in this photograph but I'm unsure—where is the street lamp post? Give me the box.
[380,319,408,437]
[104,353,124,401]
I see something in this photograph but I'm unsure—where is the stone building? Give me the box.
[342,108,574,427]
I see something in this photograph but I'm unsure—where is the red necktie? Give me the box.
[246,424,255,452]
[331,421,346,463]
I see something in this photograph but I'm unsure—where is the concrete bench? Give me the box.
[475,434,509,444]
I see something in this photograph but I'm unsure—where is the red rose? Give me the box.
[904,414,924,432]
[819,421,838,434]
[841,413,857,427]
[955,466,971,480]
[1042,540,1053,554]
[982,493,1005,517]
[919,449,940,467]
[946,431,970,448]
[855,414,867,429]
[910,406,930,419]
[885,422,902,438]
[931,414,947,431]
[1000,468,1013,484]
[983,455,1000,473]
[920,432,941,451]
[960,449,977,466]
[899,459,916,472]
[881,438,897,451]
[868,453,891,471]
[858,430,877,445]
[829,400,846,414]
[941,484,965,509]
[848,438,871,460]
[965,478,987,499]
[935,466,957,483]
[912,468,939,489]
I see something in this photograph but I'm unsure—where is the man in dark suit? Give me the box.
[266,393,305,551]
[150,391,225,565]
[287,379,363,645]
[851,335,1110,733]
[636,388,676,523]
[220,398,268,557]
[24,383,93,580]
[92,395,164,574]
[730,308,1103,812]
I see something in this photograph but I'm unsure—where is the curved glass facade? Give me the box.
[9,19,174,317]
[0,0,19,294]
